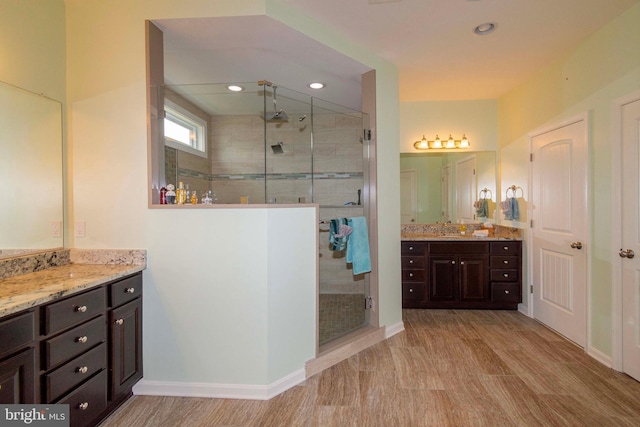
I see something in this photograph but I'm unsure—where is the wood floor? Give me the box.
[100,309,640,426]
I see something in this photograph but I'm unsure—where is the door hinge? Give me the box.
[530,219,534,228]
[364,129,372,141]
[530,285,534,294]
[530,153,534,162]
[365,296,374,310]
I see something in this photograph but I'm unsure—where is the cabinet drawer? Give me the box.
[490,255,519,269]
[0,311,34,359]
[401,242,426,255]
[57,369,107,427]
[110,274,142,308]
[402,269,424,282]
[402,256,425,269]
[45,343,107,402]
[490,269,519,282]
[490,241,520,254]
[429,242,489,254]
[44,288,106,335]
[44,315,106,370]
[491,283,520,303]
[402,283,425,301]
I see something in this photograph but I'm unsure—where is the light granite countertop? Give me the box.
[401,233,519,241]
[0,249,146,319]
[0,263,144,318]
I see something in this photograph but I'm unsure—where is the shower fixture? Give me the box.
[270,142,284,154]
[264,85,289,121]
[298,115,307,122]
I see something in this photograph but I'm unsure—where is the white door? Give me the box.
[456,156,476,223]
[400,170,417,224]
[531,118,588,347]
[620,97,640,381]
[441,166,452,222]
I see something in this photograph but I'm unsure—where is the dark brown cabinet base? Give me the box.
[0,272,143,427]
[402,240,522,309]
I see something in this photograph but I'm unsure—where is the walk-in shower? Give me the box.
[158,81,371,347]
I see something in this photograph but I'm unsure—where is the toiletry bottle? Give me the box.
[166,184,176,204]
[160,186,167,205]
[177,182,184,204]
[191,191,197,205]
[185,184,190,205]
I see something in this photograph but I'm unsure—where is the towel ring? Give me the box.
[505,185,523,198]
[479,188,492,200]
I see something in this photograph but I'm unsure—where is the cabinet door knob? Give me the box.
[115,318,124,325]
[125,287,136,293]
[77,366,88,374]
[460,261,465,265]
[503,273,509,278]
[78,402,89,410]
[409,259,414,264]
[503,260,509,264]
[75,305,87,313]
[409,288,413,293]
[409,273,413,277]
[76,336,88,344]
[451,261,456,264]
[503,246,509,251]
[504,290,510,294]
[409,246,414,251]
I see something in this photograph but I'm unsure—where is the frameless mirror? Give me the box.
[400,151,497,224]
[0,81,63,259]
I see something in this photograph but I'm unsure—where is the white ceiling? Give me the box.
[157,0,639,111]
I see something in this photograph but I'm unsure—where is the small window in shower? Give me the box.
[164,100,207,158]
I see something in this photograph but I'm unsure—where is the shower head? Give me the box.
[265,109,289,121]
[264,85,289,121]
[270,142,284,154]
[298,115,307,122]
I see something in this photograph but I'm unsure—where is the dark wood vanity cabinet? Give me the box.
[402,240,521,309]
[0,272,142,427]
[0,311,37,404]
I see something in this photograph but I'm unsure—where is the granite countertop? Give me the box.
[401,233,517,241]
[0,263,144,318]
[0,249,146,319]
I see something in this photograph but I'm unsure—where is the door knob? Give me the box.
[619,249,635,259]
[570,241,583,249]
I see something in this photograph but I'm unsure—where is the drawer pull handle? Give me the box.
[503,273,509,278]
[451,261,456,264]
[125,287,136,293]
[409,288,413,293]
[503,260,509,264]
[409,246,414,251]
[76,336,88,344]
[115,318,124,325]
[503,246,509,251]
[409,273,413,277]
[75,305,87,313]
[78,402,89,410]
[504,290,510,294]
[77,366,88,374]
[409,260,413,264]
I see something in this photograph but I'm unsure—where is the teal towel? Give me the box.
[475,199,489,217]
[346,216,371,275]
[510,197,520,220]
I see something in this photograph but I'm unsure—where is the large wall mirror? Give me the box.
[0,81,63,259]
[400,151,496,224]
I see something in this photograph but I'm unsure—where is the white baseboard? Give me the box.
[587,346,613,368]
[132,368,306,401]
[518,304,531,317]
[384,321,405,338]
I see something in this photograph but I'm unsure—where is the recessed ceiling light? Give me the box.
[474,22,496,36]
[308,82,325,90]
[227,85,244,92]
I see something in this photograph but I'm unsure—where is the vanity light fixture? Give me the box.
[227,85,244,92]
[308,82,325,89]
[413,134,470,150]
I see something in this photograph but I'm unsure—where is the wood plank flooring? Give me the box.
[100,309,640,426]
